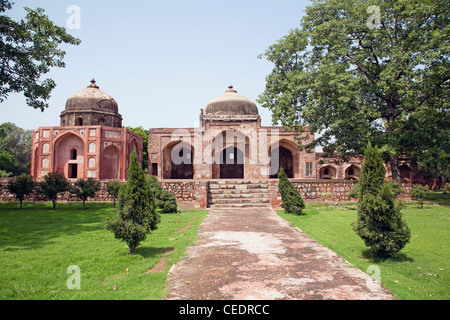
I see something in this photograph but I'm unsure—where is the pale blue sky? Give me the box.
[2,0,311,130]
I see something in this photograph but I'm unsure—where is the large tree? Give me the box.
[258,0,449,180]
[0,0,81,110]
[0,122,32,176]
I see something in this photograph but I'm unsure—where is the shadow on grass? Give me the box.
[0,202,116,251]
[362,249,414,264]
[135,246,176,258]
[424,192,450,208]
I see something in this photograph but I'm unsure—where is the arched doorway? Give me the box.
[220,146,244,179]
[163,141,194,179]
[320,165,337,179]
[345,165,360,180]
[399,164,412,181]
[54,133,84,179]
[101,145,120,180]
[270,146,294,178]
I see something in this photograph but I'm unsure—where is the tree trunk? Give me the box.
[390,153,401,181]
[52,200,57,210]
[83,199,86,210]
[20,200,23,209]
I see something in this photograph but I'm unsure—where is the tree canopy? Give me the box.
[1,0,81,110]
[258,0,449,180]
[0,122,32,176]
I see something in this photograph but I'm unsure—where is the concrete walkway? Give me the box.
[167,207,394,300]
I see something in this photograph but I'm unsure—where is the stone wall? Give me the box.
[0,177,412,208]
[268,179,412,207]
[0,178,117,203]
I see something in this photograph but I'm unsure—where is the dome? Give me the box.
[205,86,258,116]
[60,79,122,128]
[64,79,119,114]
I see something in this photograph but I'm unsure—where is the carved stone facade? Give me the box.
[31,80,143,181]
[148,86,316,182]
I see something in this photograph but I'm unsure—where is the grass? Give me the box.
[0,202,208,300]
[277,192,450,300]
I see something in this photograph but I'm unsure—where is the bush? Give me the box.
[106,180,122,207]
[7,174,35,209]
[354,184,411,258]
[411,184,429,209]
[442,182,450,194]
[278,167,305,215]
[70,178,100,209]
[146,175,178,213]
[353,142,411,258]
[106,151,160,254]
[39,171,69,210]
[158,190,178,213]
[384,180,405,199]
[146,175,162,200]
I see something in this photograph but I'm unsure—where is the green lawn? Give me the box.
[0,202,208,300]
[277,192,450,300]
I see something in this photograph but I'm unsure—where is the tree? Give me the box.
[106,180,122,207]
[125,126,149,171]
[0,123,32,176]
[7,174,35,209]
[278,167,305,215]
[39,171,69,210]
[70,178,100,210]
[0,151,14,175]
[258,0,449,180]
[411,184,430,209]
[358,142,386,199]
[1,1,81,110]
[106,151,160,254]
[353,142,410,258]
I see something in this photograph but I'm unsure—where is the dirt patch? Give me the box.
[146,257,169,274]
[173,222,194,234]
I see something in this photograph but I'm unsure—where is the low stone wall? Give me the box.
[0,178,117,203]
[268,179,356,207]
[268,179,412,207]
[0,177,412,208]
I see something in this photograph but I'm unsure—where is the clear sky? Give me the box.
[2,0,311,131]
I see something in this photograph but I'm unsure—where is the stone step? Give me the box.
[209,192,269,199]
[208,198,270,205]
[209,188,269,194]
[209,203,271,208]
[209,179,269,185]
[209,184,268,190]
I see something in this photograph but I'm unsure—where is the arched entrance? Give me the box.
[345,165,360,180]
[220,146,244,179]
[101,145,120,180]
[54,132,84,179]
[320,165,337,179]
[163,141,194,179]
[270,146,294,178]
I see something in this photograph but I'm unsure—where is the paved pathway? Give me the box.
[167,207,394,300]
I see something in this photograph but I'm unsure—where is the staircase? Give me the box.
[208,180,271,208]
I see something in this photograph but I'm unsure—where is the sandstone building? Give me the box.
[29,81,417,208]
[30,79,143,181]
